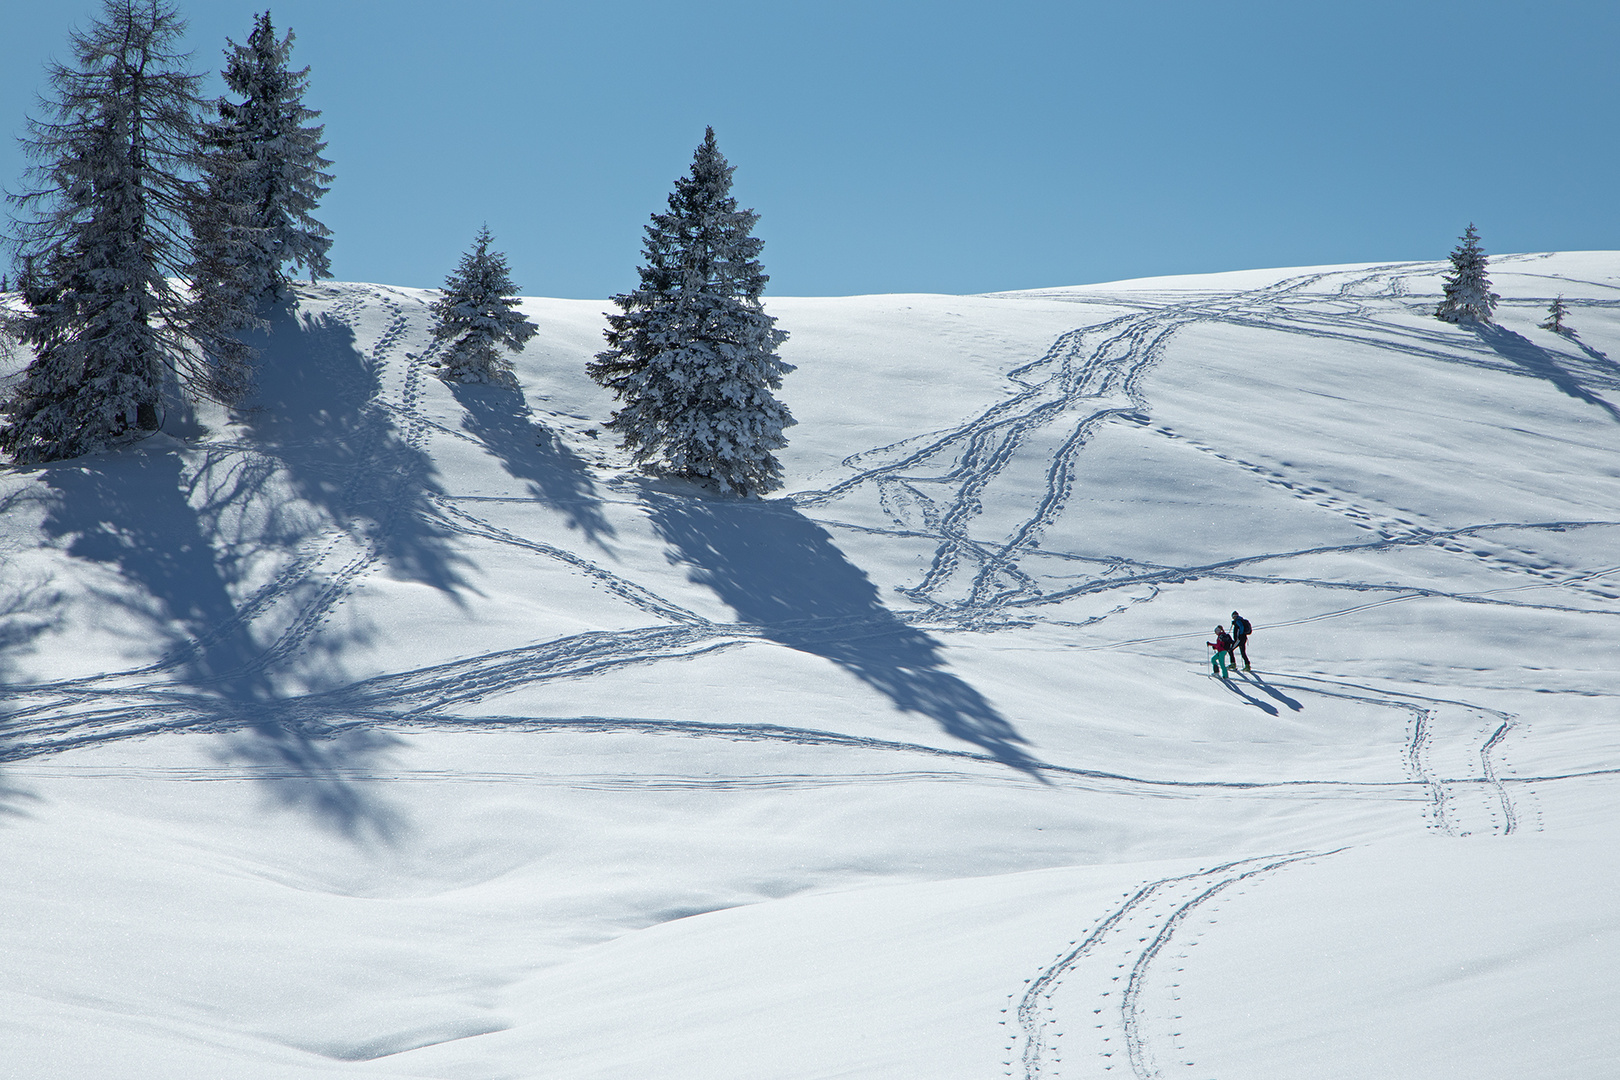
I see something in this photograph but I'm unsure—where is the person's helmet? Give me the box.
[1214,626,1223,632]
[1232,611,1240,618]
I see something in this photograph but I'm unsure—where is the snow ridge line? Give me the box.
[5,761,1037,789]
[0,686,1590,805]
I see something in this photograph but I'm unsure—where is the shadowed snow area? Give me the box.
[1,257,1618,1078]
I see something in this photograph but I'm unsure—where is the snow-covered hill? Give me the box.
[2,254,1618,1079]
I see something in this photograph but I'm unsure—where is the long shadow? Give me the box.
[0,547,58,820]
[1220,672,1279,715]
[0,771,35,820]
[215,717,406,842]
[645,490,1040,774]
[1244,671,1303,712]
[40,453,272,698]
[1205,663,1276,712]
[239,301,469,594]
[0,291,462,838]
[449,381,614,547]
[1220,303,1620,394]
[1568,331,1619,377]
[1478,324,1620,423]
[33,450,400,840]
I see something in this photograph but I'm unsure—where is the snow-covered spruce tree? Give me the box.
[1540,295,1570,335]
[429,226,537,384]
[1435,223,1500,325]
[191,10,333,309]
[588,127,794,496]
[2,0,250,465]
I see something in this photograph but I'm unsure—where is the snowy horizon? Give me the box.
[7,2,1620,297]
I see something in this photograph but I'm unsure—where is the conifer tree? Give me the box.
[1435,223,1500,325]
[589,127,794,496]
[1540,295,1570,335]
[429,226,537,384]
[191,10,332,308]
[2,0,246,464]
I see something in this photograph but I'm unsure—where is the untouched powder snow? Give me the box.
[1,253,1618,1079]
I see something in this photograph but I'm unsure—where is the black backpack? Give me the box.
[1234,615,1252,637]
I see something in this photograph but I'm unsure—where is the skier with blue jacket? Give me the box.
[1230,611,1253,671]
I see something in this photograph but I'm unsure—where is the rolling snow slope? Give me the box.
[1,253,1618,1079]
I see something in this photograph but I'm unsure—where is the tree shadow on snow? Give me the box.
[1567,330,1620,377]
[0,771,37,821]
[32,449,401,841]
[645,490,1041,775]
[0,537,58,820]
[1477,324,1620,423]
[11,289,477,841]
[214,718,406,842]
[449,381,614,547]
[39,452,273,696]
[238,302,470,595]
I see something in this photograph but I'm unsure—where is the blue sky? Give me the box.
[2,1,1617,297]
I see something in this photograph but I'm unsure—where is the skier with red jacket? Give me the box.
[1208,625,1235,678]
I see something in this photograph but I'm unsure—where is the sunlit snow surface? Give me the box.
[2,254,1618,1079]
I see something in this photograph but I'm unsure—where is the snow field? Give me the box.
[2,254,1618,1078]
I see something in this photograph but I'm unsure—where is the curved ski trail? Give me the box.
[1008,849,1340,1080]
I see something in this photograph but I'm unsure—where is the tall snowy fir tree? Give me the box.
[588,127,794,496]
[1435,223,1499,325]
[2,0,248,465]
[190,10,333,310]
[429,226,538,384]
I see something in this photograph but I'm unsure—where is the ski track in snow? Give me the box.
[1004,849,1343,1080]
[0,266,1614,1073]
[908,265,1600,1079]
[793,274,1620,652]
[0,271,1611,827]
